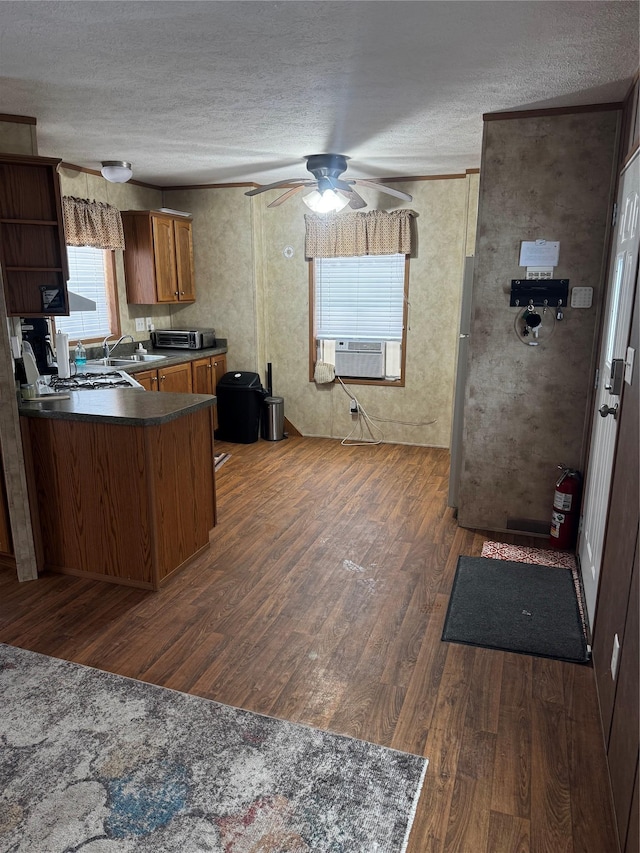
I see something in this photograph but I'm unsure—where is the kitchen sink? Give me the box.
[88,354,168,367]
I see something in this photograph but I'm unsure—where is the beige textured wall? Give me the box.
[458,111,620,532]
[58,168,167,342]
[0,119,37,155]
[163,187,256,372]
[166,176,478,446]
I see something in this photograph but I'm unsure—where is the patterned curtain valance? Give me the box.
[305,209,416,258]
[62,196,125,250]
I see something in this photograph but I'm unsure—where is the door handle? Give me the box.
[599,403,619,420]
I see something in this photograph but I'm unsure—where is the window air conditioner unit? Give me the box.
[333,340,386,379]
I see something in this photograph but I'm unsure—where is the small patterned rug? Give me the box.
[480,540,577,569]
[0,644,427,853]
[480,541,587,637]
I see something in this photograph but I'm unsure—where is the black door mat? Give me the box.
[441,556,589,663]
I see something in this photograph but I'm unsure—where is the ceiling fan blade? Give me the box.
[336,188,367,210]
[343,189,367,209]
[245,178,312,197]
[325,177,352,192]
[267,185,308,208]
[353,179,413,202]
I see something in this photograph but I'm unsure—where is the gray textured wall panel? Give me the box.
[458,110,619,532]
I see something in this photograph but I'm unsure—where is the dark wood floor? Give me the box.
[0,438,618,852]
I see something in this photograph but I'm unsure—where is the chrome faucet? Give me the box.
[102,334,134,359]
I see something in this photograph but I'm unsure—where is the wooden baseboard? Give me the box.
[284,417,302,437]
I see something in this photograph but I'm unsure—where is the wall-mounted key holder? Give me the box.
[510,279,569,307]
[514,303,557,346]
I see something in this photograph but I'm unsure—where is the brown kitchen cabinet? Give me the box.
[191,354,226,429]
[133,369,158,391]
[159,362,193,393]
[21,391,217,590]
[121,210,195,305]
[135,362,192,393]
[0,153,69,317]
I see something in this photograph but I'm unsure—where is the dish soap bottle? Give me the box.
[74,340,87,369]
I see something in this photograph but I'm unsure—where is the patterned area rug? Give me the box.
[0,644,427,853]
[480,541,587,636]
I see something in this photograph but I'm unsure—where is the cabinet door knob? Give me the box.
[207,363,212,369]
[174,291,179,296]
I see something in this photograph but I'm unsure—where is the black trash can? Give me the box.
[215,371,266,443]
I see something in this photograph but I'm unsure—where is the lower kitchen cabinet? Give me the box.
[20,394,217,590]
[191,354,226,429]
[134,362,193,393]
[159,362,192,393]
[134,369,158,391]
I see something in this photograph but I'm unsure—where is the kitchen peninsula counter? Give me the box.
[20,389,217,590]
[19,387,216,425]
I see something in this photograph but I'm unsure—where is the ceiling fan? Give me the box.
[244,153,413,212]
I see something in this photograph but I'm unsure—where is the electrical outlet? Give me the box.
[350,400,358,414]
[145,317,153,330]
[134,318,145,332]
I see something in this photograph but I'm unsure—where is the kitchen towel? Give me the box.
[55,332,70,378]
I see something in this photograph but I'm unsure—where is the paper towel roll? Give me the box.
[55,332,70,379]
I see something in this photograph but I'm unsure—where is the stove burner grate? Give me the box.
[49,372,135,391]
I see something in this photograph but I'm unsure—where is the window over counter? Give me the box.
[53,246,120,343]
[310,253,408,385]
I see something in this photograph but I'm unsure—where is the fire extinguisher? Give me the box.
[549,465,582,550]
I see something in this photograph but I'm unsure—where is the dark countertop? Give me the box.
[19,388,216,426]
[119,344,227,375]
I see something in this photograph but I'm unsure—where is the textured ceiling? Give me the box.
[1,1,638,188]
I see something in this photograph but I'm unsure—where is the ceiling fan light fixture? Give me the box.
[302,188,350,213]
[100,161,133,183]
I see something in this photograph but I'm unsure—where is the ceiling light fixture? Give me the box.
[302,188,350,214]
[100,161,133,183]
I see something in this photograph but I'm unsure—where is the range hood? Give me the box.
[68,290,97,312]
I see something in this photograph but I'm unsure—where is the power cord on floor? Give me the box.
[336,377,438,446]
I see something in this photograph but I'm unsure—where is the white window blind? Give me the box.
[55,246,112,341]
[314,254,405,341]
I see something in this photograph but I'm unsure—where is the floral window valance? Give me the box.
[62,196,125,250]
[305,209,416,258]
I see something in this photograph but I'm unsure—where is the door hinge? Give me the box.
[612,202,618,228]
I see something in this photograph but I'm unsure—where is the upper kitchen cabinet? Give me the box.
[121,210,195,304]
[0,153,69,317]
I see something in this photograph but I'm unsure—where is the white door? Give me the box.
[579,150,639,628]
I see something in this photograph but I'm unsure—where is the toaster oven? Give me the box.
[151,328,216,350]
